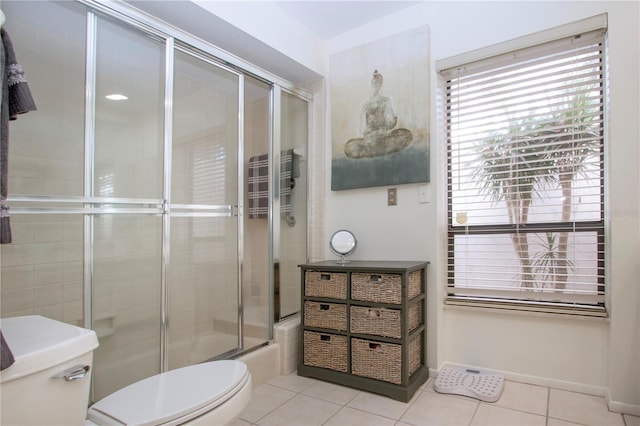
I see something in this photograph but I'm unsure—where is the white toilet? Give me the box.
[0,315,252,426]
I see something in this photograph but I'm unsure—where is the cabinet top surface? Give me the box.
[299,260,429,271]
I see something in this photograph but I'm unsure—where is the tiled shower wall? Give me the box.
[0,0,86,324]
[1,215,85,324]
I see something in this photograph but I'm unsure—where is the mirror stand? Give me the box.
[330,230,357,264]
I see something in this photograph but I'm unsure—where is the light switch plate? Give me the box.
[388,188,397,206]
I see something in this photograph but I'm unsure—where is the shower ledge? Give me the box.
[94,314,115,338]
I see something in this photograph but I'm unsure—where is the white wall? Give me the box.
[191,0,326,78]
[323,1,639,413]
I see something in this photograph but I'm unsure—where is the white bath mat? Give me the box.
[434,366,504,402]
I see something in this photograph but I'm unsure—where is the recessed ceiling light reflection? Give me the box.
[105,94,128,101]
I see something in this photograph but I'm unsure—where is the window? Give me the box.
[439,16,607,316]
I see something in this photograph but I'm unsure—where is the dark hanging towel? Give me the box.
[1,28,37,244]
[0,329,15,370]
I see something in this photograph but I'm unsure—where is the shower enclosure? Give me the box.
[0,0,309,402]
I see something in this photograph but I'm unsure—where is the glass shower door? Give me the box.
[278,92,308,320]
[243,76,271,350]
[168,49,241,369]
[91,16,165,400]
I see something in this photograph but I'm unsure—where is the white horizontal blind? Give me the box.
[442,28,606,316]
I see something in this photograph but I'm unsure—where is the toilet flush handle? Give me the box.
[53,365,91,382]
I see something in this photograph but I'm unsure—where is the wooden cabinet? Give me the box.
[298,260,429,402]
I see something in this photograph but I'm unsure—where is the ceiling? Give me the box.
[272,1,421,40]
[126,1,422,84]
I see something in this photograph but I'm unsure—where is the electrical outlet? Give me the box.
[388,188,397,206]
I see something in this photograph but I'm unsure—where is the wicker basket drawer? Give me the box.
[305,271,347,299]
[351,270,422,304]
[303,331,348,372]
[407,270,423,300]
[350,303,422,339]
[351,334,422,385]
[408,333,423,377]
[351,273,402,304]
[304,301,347,331]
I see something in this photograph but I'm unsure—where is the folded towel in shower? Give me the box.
[1,329,15,370]
[248,149,297,219]
[248,153,269,218]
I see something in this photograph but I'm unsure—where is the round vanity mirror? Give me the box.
[330,230,357,264]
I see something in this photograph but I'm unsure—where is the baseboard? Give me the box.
[436,362,640,416]
[606,389,640,417]
[428,367,439,379]
[236,352,640,416]
[432,362,640,416]
[435,362,607,396]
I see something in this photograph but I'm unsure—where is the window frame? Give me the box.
[437,14,608,317]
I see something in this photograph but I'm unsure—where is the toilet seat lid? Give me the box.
[87,360,249,426]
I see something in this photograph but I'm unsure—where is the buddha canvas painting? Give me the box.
[330,26,430,191]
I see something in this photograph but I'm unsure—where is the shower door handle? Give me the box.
[169,204,235,217]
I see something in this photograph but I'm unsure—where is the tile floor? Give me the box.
[231,372,640,426]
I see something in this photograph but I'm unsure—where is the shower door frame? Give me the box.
[7,4,246,383]
[271,86,313,323]
[85,5,250,372]
[166,41,247,368]
[84,0,314,331]
[5,0,312,380]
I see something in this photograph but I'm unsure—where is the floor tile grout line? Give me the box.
[320,405,393,426]
[240,383,299,425]
[480,400,549,418]
[467,400,481,426]
[299,380,363,406]
[253,379,356,425]
[265,375,319,394]
[343,388,362,406]
[546,385,551,426]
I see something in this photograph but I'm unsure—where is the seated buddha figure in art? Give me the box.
[345,70,412,159]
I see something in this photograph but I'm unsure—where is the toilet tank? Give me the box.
[0,315,99,426]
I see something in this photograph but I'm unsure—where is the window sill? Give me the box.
[443,299,609,322]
